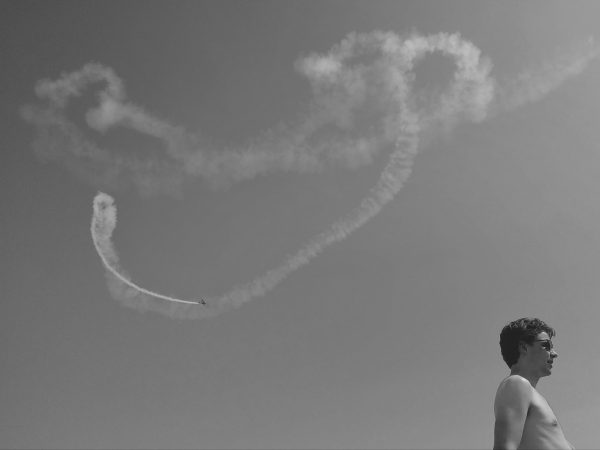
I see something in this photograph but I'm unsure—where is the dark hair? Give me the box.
[499,318,556,368]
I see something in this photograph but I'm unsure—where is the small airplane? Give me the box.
[196,298,207,305]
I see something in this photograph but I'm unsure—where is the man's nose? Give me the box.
[550,350,558,359]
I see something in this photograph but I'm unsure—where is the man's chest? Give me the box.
[528,390,560,427]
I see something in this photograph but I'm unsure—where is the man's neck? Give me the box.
[510,366,540,388]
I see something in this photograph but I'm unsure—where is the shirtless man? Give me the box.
[494,318,573,450]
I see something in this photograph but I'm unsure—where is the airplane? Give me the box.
[196,299,207,305]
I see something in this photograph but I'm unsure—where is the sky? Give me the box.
[2,1,600,448]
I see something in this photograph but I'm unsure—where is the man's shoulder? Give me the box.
[495,375,534,406]
[498,374,533,390]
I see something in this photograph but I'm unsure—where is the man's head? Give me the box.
[499,318,557,372]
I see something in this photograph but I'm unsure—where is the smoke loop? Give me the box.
[22,31,598,318]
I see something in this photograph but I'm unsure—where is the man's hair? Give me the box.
[499,318,556,368]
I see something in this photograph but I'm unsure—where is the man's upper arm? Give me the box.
[493,376,532,450]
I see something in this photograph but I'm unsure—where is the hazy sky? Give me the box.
[3,1,600,448]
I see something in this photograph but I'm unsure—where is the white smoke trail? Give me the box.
[90,193,220,318]
[87,31,495,318]
[22,32,497,194]
[497,36,598,112]
[91,135,420,318]
[26,32,599,318]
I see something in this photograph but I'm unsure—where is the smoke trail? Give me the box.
[497,37,598,112]
[91,135,420,319]
[86,31,495,318]
[22,32,495,194]
[26,32,599,318]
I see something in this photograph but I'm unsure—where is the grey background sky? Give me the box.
[2,1,600,448]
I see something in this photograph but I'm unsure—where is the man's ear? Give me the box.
[518,340,528,356]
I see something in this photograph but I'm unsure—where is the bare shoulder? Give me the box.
[496,374,533,394]
[498,374,532,390]
[495,375,533,410]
